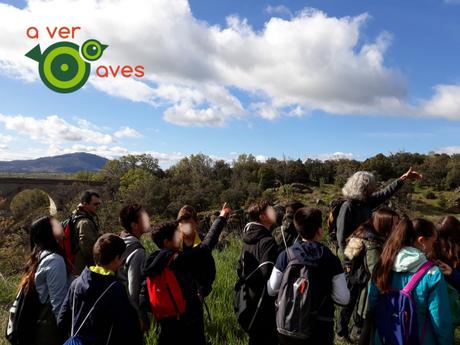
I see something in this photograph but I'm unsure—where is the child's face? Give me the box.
[179,220,197,237]
[261,206,277,228]
[417,233,438,254]
[138,210,151,234]
[164,228,182,250]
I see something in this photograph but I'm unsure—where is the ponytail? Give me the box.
[373,216,436,292]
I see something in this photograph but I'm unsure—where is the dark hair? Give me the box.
[247,200,270,222]
[93,233,126,266]
[285,201,304,217]
[352,208,399,239]
[81,190,100,204]
[373,217,436,292]
[151,221,178,248]
[293,208,323,240]
[119,204,145,232]
[20,216,69,292]
[177,205,198,222]
[435,216,460,268]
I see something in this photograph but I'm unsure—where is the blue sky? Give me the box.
[0,0,459,166]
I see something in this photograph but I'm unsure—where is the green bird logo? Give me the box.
[25,39,108,93]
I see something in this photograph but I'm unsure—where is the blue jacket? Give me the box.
[35,250,70,319]
[368,247,453,345]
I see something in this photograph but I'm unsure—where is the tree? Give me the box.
[420,154,450,190]
[118,168,168,216]
[361,154,394,181]
[10,189,50,220]
[446,155,460,189]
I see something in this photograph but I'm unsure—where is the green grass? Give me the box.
[0,275,19,345]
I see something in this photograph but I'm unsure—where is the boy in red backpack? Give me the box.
[139,203,232,345]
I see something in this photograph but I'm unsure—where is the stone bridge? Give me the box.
[0,177,106,215]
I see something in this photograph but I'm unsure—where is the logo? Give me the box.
[26,39,108,93]
[25,26,144,93]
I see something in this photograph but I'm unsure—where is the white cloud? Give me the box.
[307,152,358,161]
[0,134,13,143]
[0,113,114,145]
[436,146,460,155]
[421,85,460,120]
[114,126,141,138]
[264,5,292,17]
[0,0,459,126]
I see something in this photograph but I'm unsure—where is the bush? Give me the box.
[10,189,50,220]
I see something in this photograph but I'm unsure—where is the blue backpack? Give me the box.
[375,261,433,345]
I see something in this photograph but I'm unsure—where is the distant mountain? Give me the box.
[0,152,108,173]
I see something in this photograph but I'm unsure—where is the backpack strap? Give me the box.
[402,261,434,295]
[123,240,143,266]
[243,261,274,282]
[71,281,117,337]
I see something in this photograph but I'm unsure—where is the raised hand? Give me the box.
[220,202,233,218]
[400,167,423,181]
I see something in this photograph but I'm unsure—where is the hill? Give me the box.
[0,152,108,173]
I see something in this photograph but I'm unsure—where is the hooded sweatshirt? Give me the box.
[116,232,145,315]
[267,240,349,317]
[57,267,142,345]
[368,246,453,345]
[139,216,227,345]
[236,222,280,335]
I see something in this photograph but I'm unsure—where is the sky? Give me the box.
[0,0,459,167]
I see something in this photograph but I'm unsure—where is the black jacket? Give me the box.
[237,222,280,332]
[336,178,404,252]
[57,267,142,345]
[139,216,227,345]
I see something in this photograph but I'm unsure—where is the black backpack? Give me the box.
[327,198,346,251]
[275,247,329,344]
[5,252,53,345]
[233,252,273,333]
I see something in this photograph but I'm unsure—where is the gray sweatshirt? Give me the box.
[35,251,71,319]
[117,235,145,315]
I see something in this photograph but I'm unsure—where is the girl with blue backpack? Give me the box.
[367,217,453,345]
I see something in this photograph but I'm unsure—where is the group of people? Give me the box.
[6,166,460,345]
[235,167,459,345]
[8,190,232,345]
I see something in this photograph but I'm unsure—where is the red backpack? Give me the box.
[147,257,186,321]
[59,215,90,266]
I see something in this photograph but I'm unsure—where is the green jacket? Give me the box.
[344,233,383,318]
[72,206,100,275]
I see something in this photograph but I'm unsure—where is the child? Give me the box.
[435,215,460,292]
[267,207,349,345]
[58,233,142,345]
[117,204,150,331]
[236,200,280,345]
[140,203,231,345]
[344,208,399,341]
[368,217,452,345]
[12,216,71,345]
